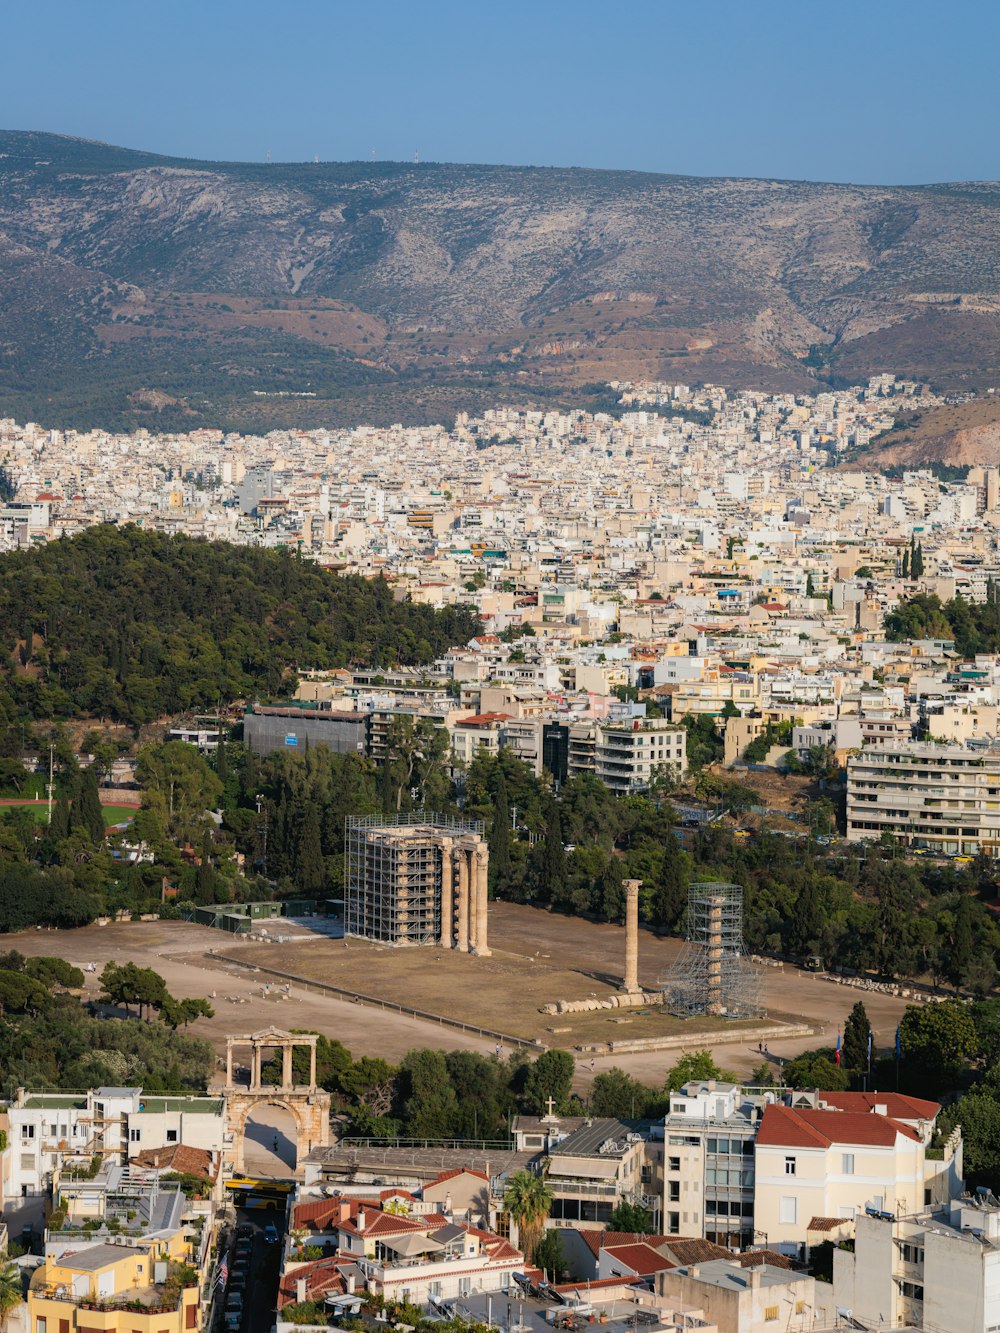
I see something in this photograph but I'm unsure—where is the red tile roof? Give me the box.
[429,1168,490,1185]
[818,1091,940,1121]
[758,1104,920,1148]
[276,1256,345,1308]
[600,1242,675,1276]
[580,1231,672,1257]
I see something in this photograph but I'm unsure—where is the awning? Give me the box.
[382,1233,445,1258]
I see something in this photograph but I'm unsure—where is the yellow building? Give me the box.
[29,1173,212,1333]
[29,1240,201,1333]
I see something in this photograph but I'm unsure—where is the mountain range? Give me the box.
[3,130,1000,431]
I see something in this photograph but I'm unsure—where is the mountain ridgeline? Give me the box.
[0,526,480,725]
[3,131,1000,429]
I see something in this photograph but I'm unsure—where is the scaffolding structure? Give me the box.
[344,813,486,948]
[659,881,762,1019]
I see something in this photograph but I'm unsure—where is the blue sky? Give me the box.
[6,0,999,184]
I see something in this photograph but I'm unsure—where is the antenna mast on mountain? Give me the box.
[414,149,419,164]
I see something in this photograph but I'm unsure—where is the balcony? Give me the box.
[549,1180,620,1199]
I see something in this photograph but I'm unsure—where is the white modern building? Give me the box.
[6,1087,225,1199]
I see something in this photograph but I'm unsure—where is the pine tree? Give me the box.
[541,803,567,904]
[77,767,106,842]
[489,771,512,893]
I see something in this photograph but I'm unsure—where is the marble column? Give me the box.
[468,848,479,953]
[282,1045,293,1089]
[456,848,470,952]
[309,1042,317,1089]
[474,849,491,956]
[623,879,642,994]
[440,842,454,948]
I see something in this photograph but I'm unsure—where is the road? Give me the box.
[219,1206,285,1333]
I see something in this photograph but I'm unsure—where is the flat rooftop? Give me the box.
[670,1260,809,1292]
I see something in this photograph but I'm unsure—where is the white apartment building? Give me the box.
[847,739,1000,855]
[834,1197,1000,1333]
[592,718,688,793]
[6,1087,225,1198]
[662,1081,764,1250]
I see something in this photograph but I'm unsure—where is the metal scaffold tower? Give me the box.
[344,813,485,948]
[659,881,762,1019]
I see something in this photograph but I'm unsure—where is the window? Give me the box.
[668,1182,680,1202]
[21,1125,34,1140]
[764,1307,778,1321]
[36,1319,46,1333]
[669,1157,680,1173]
[668,1212,679,1233]
[129,1129,141,1143]
[779,1196,797,1225]
[166,1130,178,1143]
[785,1156,796,1175]
[841,1153,854,1175]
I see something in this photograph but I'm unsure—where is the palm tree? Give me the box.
[0,1264,24,1329]
[503,1169,553,1263]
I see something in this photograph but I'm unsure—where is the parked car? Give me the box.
[262,1223,279,1244]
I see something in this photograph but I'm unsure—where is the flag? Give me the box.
[895,1026,902,1061]
[835,1028,841,1066]
[214,1258,228,1290]
[867,1029,873,1066]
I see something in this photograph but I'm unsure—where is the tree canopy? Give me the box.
[0,526,480,725]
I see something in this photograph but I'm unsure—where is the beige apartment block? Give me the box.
[847,739,1000,855]
[754,1103,937,1254]
[834,1199,1000,1333]
[658,1260,820,1333]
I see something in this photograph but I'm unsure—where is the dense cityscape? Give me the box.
[3,2,1000,1330]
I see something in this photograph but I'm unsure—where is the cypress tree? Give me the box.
[196,834,216,904]
[842,1000,871,1076]
[901,548,909,579]
[215,737,228,784]
[489,771,513,893]
[542,803,567,904]
[295,804,325,895]
[651,834,688,932]
[50,791,70,842]
[599,854,625,921]
[77,766,106,842]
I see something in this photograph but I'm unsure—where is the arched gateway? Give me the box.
[224,1027,331,1174]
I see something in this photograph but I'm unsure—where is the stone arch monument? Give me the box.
[224,1026,331,1174]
